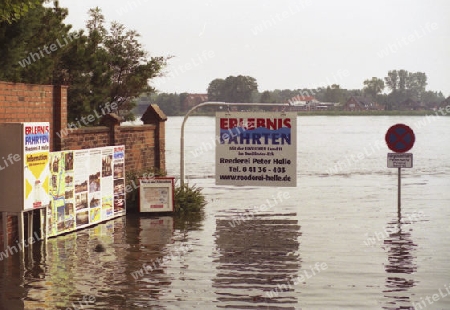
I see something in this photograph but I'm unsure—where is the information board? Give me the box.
[139,177,175,212]
[215,112,297,187]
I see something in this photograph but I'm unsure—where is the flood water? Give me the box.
[1,115,449,310]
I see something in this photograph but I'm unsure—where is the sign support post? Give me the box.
[385,123,415,212]
[397,167,401,210]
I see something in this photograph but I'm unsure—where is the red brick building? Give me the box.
[342,96,383,111]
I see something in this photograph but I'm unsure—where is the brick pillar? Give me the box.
[100,113,121,146]
[141,104,167,171]
[52,85,68,151]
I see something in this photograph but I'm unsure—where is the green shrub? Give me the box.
[174,183,207,214]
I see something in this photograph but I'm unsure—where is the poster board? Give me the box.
[48,146,125,237]
[215,112,297,187]
[139,177,175,213]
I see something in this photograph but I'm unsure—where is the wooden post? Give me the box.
[2,212,7,251]
[18,212,24,250]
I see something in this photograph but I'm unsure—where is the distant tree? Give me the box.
[154,93,180,115]
[270,89,282,102]
[278,89,296,102]
[207,78,226,101]
[224,75,258,102]
[398,69,408,94]
[363,77,385,99]
[207,75,258,103]
[383,69,428,103]
[406,71,427,100]
[260,90,273,103]
[384,70,399,92]
[421,90,444,104]
[323,84,344,103]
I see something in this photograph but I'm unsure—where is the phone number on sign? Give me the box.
[228,166,287,173]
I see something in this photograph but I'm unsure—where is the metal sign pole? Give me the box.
[398,167,401,210]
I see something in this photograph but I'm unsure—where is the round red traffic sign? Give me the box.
[385,124,415,153]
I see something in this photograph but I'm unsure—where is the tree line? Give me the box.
[147,71,445,115]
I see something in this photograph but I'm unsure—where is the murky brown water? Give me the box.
[1,115,449,309]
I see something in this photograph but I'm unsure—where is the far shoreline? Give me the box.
[168,110,449,117]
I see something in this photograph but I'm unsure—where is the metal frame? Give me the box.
[2,206,47,252]
[180,102,290,187]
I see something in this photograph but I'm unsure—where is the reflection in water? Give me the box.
[0,213,205,309]
[214,213,301,309]
[123,215,174,308]
[382,210,418,310]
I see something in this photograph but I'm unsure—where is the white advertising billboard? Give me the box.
[215,112,297,187]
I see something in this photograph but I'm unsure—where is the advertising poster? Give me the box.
[101,147,114,219]
[64,151,75,231]
[24,122,50,210]
[74,150,90,228]
[113,146,125,216]
[48,151,76,237]
[89,148,102,225]
[215,112,297,187]
[139,178,174,213]
[48,151,62,236]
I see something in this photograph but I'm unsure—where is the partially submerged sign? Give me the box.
[387,153,413,168]
[139,177,175,212]
[215,112,297,187]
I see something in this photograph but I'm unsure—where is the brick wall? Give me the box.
[60,124,164,172]
[0,81,67,151]
[62,126,111,150]
[115,125,157,172]
[0,81,166,249]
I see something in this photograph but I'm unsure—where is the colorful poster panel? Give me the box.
[24,122,50,210]
[101,147,114,219]
[74,150,90,229]
[47,146,124,238]
[48,151,76,237]
[113,146,125,216]
[48,151,62,237]
[89,148,102,226]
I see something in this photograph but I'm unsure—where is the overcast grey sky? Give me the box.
[58,0,450,96]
